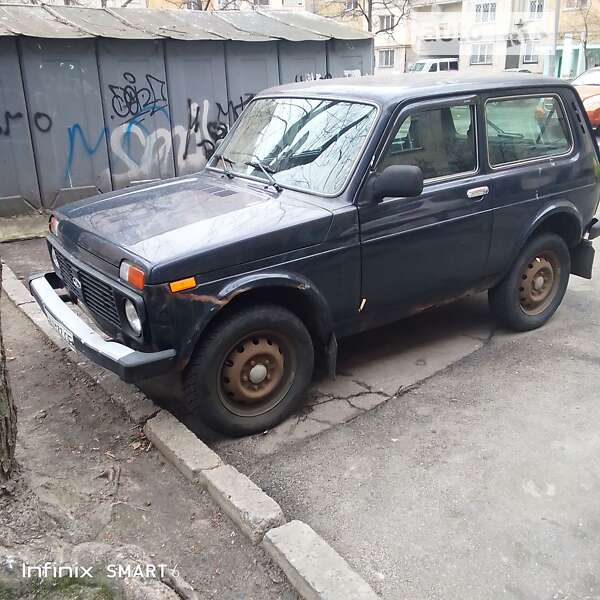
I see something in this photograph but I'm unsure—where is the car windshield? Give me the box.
[413,62,426,71]
[573,70,600,85]
[209,97,377,195]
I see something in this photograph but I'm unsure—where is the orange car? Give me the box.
[573,67,600,131]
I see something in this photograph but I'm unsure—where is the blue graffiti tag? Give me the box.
[64,124,108,181]
[119,108,168,166]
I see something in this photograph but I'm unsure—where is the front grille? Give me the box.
[55,250,121,328]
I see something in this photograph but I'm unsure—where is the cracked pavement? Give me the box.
[229,271,600,600]
[214,292,493,461]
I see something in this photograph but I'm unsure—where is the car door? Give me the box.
[482,91,591,276]
[358,96,494,321]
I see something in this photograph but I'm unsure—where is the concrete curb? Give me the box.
[200,463,286,544]
[264,521,379,600]
[2,262,381,598]
[144,410,222,481]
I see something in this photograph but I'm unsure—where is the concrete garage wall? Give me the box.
[0,38,41,216]
[165,40,228,177]
[20,38,113,210]
[0,7,374,217]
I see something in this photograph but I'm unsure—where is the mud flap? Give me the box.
[325,333,338,378]
[570,239,595,279]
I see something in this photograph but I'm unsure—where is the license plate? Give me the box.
[46,310,74,346]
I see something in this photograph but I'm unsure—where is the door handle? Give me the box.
[467,186,489,199]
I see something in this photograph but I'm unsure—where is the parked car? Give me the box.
[409,58,459,73]
[29,73,600,436]
[572,67,600,132]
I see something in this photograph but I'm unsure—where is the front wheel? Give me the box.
[489,232,570,331]
[183,305,314,437]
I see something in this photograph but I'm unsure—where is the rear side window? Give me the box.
[485,95,572,167]
[449,61,459,71]
[379,103,477,180]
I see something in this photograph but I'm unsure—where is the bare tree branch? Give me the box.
[315,0,410,33]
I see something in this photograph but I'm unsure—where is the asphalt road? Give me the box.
[234,270,600,600]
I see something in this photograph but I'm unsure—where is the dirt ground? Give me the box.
[0,295,297,600]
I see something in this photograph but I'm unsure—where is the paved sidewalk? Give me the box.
[234,273,600,600]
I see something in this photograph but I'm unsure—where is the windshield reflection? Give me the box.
[208,97,377,195]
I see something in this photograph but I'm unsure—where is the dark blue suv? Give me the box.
[31,73,600,436]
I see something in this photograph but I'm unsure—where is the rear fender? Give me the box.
[500,203,583,279]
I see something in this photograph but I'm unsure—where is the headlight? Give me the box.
[49,215,60,236]
[583,95,600,110]
[124,300,142,336]
[51,247,61,275]
[119,261,145,290]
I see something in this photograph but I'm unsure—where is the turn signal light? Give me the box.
[168,277,196,293]
[119,261,146,290]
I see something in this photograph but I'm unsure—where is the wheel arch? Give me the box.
[496,203,582,285]
[525,203,583,249]
[180,272,335,370]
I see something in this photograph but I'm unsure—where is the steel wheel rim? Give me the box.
[518,250,560,316]
[217,330,296,417]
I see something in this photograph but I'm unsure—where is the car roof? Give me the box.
[258,72,571,108]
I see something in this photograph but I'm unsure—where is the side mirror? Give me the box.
[372,165,423,202]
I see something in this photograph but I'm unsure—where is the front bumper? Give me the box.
[28,271,176,383]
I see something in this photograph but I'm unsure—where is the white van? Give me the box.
[410,58,459,73]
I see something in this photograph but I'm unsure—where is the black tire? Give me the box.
[183,305,314,437]
[489,232,570,332]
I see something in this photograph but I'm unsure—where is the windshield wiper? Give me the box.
[214,154,235,179]
[244,157,282,192]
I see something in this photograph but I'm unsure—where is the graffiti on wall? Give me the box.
[0,110,53,136]
[182,93,254,164]
[64,124,108,182]
[0,111,23,136]
[107,72,173,186]
[108,72,168,123]
[294,72,332,82]
[4,88,255,185]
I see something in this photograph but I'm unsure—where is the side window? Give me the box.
[430,63,438,72]
[440,61,449,71]
[485,95,572,166]
[379,103,477,180]
[449,60,459,71]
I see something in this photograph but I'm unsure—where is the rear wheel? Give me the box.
[183,305,314,436]
[489,233,570,331]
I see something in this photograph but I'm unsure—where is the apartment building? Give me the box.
[557,0,600,77]
[458,0,558,73]
[371,9,411,72]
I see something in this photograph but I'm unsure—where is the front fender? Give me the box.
[178,270,335,369]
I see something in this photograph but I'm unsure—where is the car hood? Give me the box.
[574,84,600,101]
[57,172,334,283]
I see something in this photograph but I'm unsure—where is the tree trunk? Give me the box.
[0,263,17,483]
